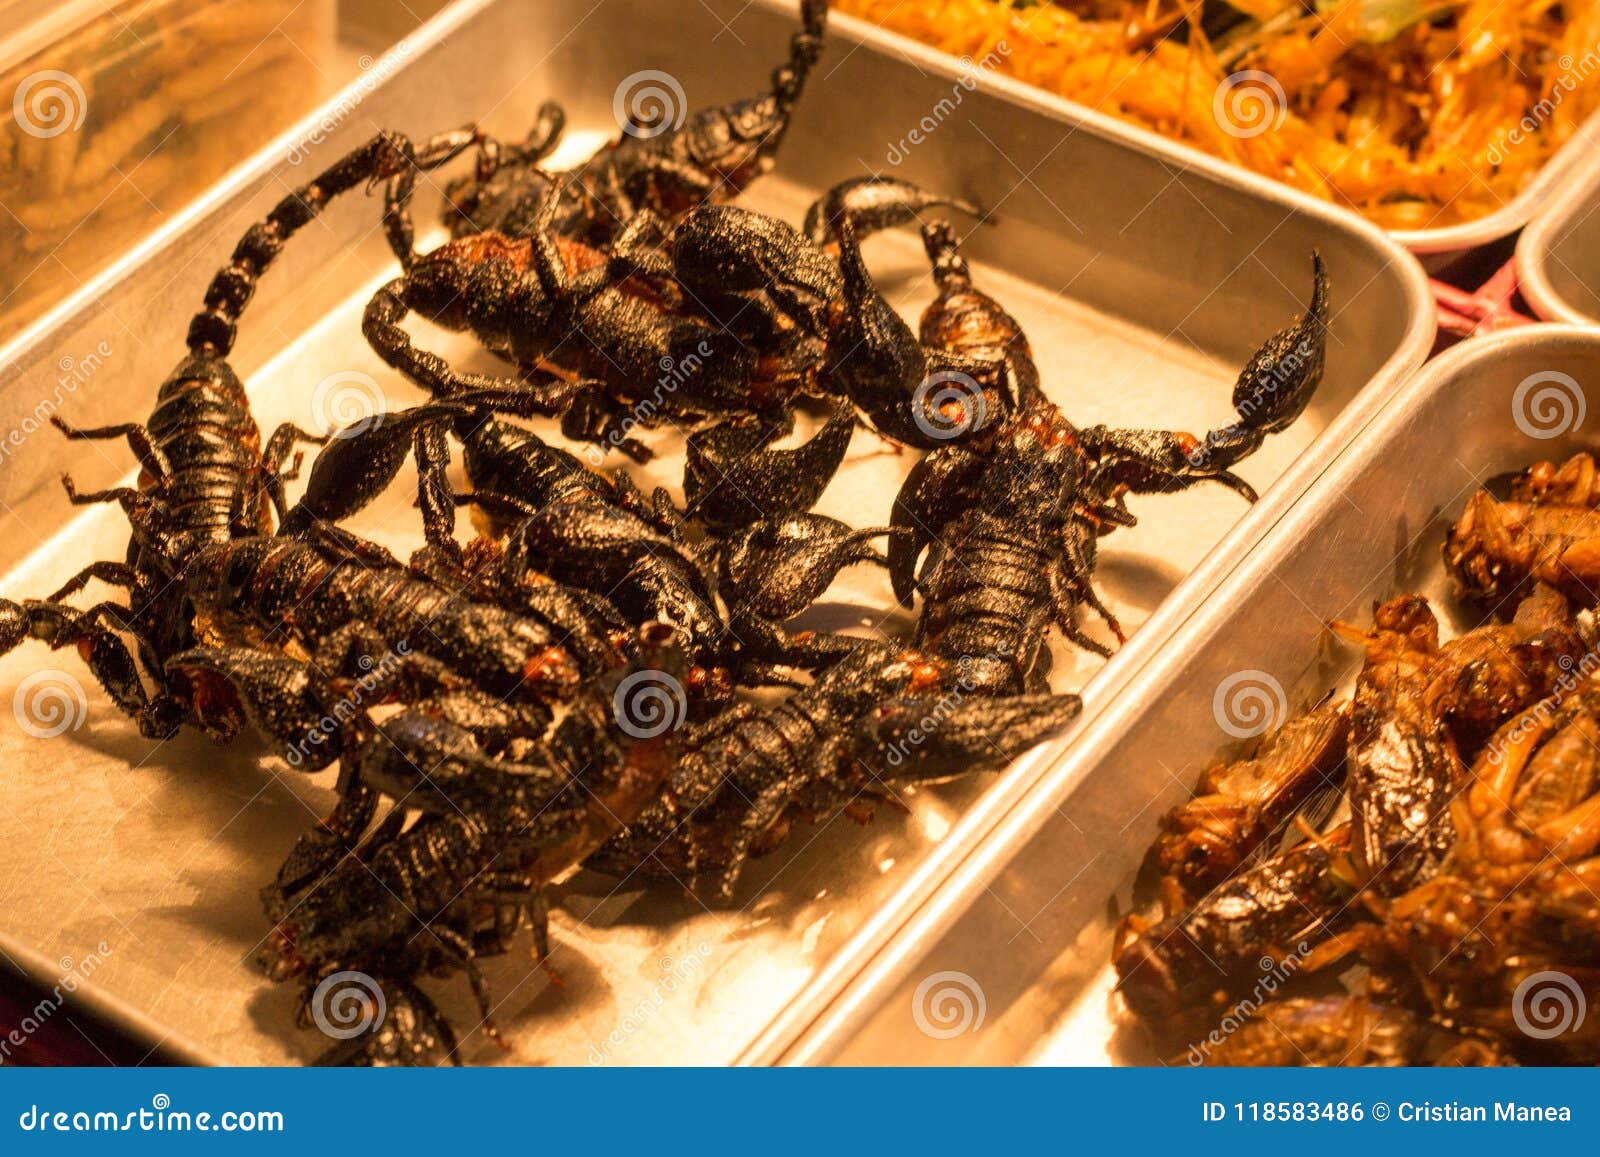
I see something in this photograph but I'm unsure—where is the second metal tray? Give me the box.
[0,0,1430,1066]
[779,325,1600,1064]
[1518,151,1600,327]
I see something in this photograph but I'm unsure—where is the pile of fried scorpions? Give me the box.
[0,0,1331,1064]
[1115,452,1600,1066]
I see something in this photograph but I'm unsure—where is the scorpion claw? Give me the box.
[685,400,854,531]
[720,513,896,621]
[854,692,1083,784]
[804,175,983,247]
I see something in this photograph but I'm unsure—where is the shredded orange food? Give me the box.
[838,0,1600,229]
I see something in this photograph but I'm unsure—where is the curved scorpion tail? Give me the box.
[1187,249,1330,475]
[775,0,830,114]
[187,133,423,358]
[804,175,982,247]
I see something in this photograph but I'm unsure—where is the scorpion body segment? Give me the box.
[881,225,1329,687]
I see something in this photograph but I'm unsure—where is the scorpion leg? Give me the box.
[381,124,484,268]
[48,417,169,480]
[888,445,986,605]
[59,475,149,511]
[560,389,652,462]
[415,420,462,563]
[46,562,137,602]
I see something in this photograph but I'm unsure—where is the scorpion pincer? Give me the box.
[0,133,458,743]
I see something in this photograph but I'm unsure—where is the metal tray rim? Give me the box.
[0,0,1437,1067]
[773,324,1598,1065]
[1517,151,1600,326]
[830,9,1600,259]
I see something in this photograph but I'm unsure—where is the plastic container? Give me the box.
[0,0,335,336]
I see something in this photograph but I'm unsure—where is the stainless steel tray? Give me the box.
[0,0,1431,1066]
[779,325,1600,1065]
[1518,152,1600,326]
[829,10,1600,266]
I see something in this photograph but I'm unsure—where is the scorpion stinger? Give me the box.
[1083,251,1330,501]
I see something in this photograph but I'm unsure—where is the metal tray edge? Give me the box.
[1517,151,1600,326]
[829,10,1600,260]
